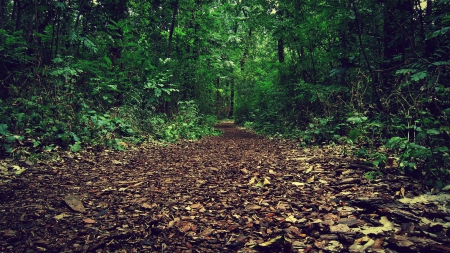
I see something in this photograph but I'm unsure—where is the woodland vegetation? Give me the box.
[0,0,449,187]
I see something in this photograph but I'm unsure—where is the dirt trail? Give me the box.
[0,123,448,252]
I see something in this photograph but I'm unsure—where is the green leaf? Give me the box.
[0,124,8,135]
[70,142,82,152]
[6,135,24,142]
[443,108,450,115]
[154,88,162,97]
[385,137,406,148]
[104,56,112,66]
[433,146,449,153]
[411,71,427,82]
[349,128,359,142]
[426,129,440,135]
[347,116,367,124]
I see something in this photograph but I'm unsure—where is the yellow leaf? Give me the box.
[255,181,264,188]
[291,182,305,186]
[305,165,313,174]
[269,169,276,174]
[263,177,271,185]
[258,235,283,247]
[400,187,405,198]
[285,215,297,223]
[248,176,257,185]
[306,175,315,183]
[54,213,68,220]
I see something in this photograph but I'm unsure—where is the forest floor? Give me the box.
[0,122,449,253]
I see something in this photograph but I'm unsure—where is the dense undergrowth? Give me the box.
[240,78,450,189]
[0,90,220,160]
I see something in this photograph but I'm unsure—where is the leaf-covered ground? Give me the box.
[1,123,449,252]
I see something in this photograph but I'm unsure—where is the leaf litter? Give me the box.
[0,122,449,252]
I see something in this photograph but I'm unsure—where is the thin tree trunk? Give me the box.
[0,0,5,28]
[350,0,382,110]
[309,46,316,84]
[278,38,284,63]
[167,0,179,58]
[240,28,252,71]
[14,0,22,31]
[229,79,234,118]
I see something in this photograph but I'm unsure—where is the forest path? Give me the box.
[0,123,449,252]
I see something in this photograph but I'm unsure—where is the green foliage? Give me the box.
[151,101,221,142]
[364,170,383,181]
[385,135,450,188]
[0,0,449,190]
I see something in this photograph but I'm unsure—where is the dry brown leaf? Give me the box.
[179,222,193,233]
[246,204,261,210]
[64,195,86,213]
[141,203,154,209]
[190,203,203,209]
[83,218,96,224]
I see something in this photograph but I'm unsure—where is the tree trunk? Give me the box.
[351,0,382,110]
[0,0,5,28]
[278,38,284,63]
[229,79,234,118]
[167,0,179,58]
[14,0,22,31]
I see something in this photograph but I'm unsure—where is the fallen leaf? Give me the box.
[168,218,180,228]
[352,216,394,235]
[246,204,261,210]
[248,176,257,185]
[179,222,193,233]
[291,182,305,186]
[255,181,264,188]
[2,230,17,238]
[141,203,154,209]
[250,235,284,248]
[190,203,203,209]
[330,224,350,233]
[286,215,297,223]
[263,177,271,185]
[54,213,69,220]
[64,195,86,213]
[83,218,96,224]
[112,160,122,165]
[306,175,315,183]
